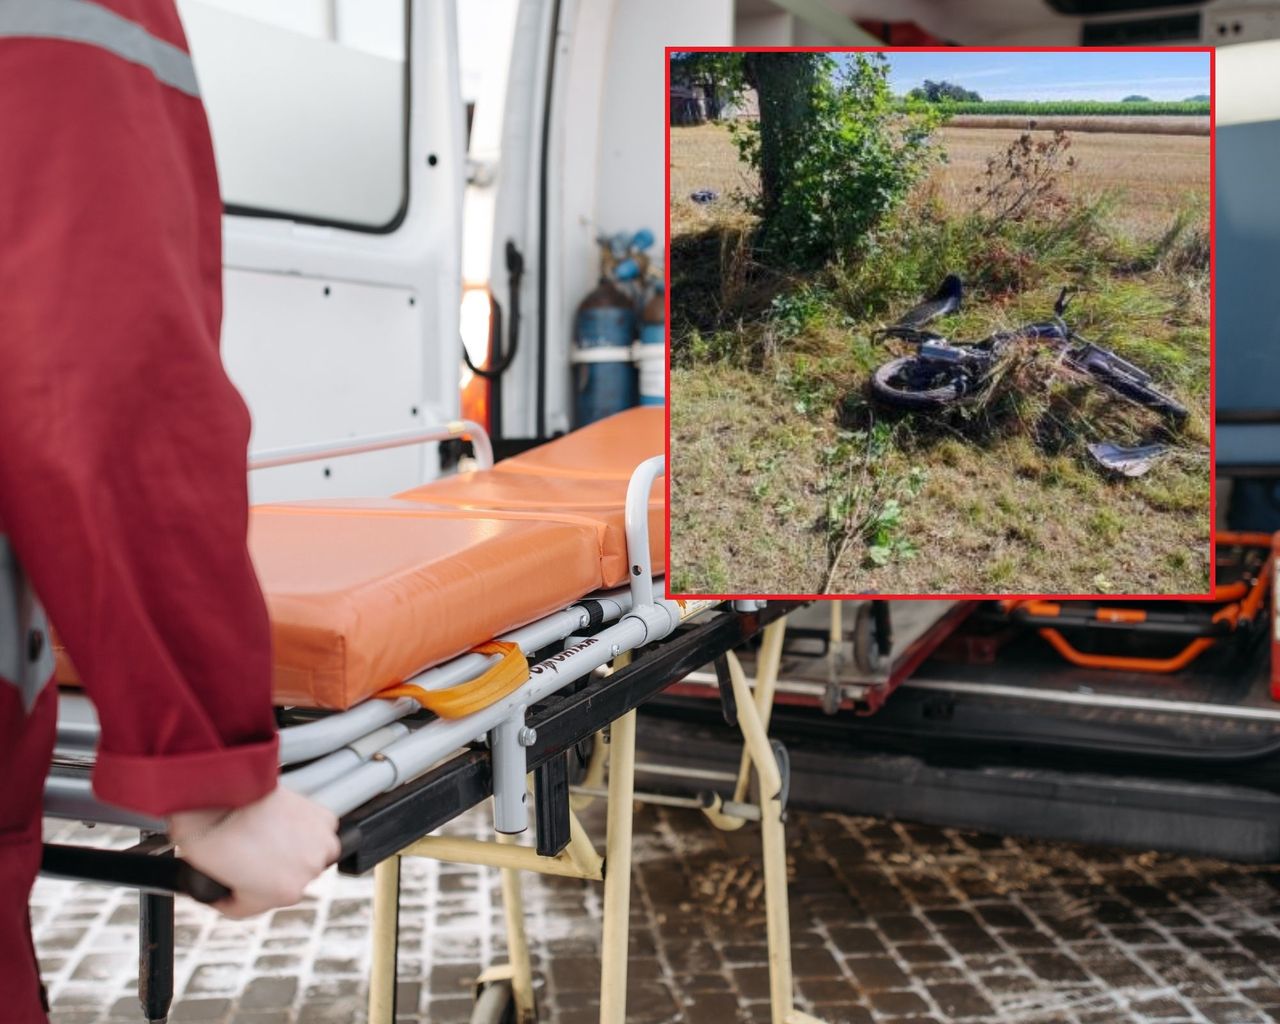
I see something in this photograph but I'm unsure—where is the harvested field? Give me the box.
[934,127,1210,238]
[669,123,1210,242]
[947,114,1210,135]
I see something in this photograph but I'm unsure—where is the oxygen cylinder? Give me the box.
[574,276,638,427]
[638,283,665,406]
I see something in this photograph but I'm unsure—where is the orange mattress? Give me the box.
[396,406,665,586]
[250,503,605,710]
[395,472,662,587]
[56,407,666,711]
[495,406,664,479]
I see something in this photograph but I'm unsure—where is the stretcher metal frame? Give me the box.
[668,599,979,718]
[998,531,1274,675]
[39,421,827,1024]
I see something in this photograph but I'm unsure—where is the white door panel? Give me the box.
[178,0,465,502]
[221,270,427,503]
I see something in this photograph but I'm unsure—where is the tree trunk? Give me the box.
[743,52,819,217]
[702,80,722,121]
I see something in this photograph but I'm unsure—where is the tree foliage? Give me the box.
[1122,94,1151,102]
[733,53,942,268]
[669,51,746,120]
[908,79,983,103]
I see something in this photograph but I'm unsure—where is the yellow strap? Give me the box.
[379,641,529,719]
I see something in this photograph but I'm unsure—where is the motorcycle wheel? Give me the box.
[870,356,967,409]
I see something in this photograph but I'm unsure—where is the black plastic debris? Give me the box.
[891,273,963,331]
[690,189,719,204]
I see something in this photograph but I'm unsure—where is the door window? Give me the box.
[179,0,409,231]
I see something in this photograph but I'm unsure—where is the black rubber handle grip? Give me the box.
[176,823,362,904]
[42,824,362,905]
[41,845,211,899]
[174,860,231,904]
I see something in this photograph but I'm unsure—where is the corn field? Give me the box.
[909,99,1209,116]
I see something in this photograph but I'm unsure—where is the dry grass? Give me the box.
[667,123,1211,597]
[669,367,828,594]
[669,124,758,238]
[934,127,1210,238]
[671,405,1211,596]
[669,292,1212,596]
[947,114,1210,135]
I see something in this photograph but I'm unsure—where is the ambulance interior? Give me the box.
[83,0,1280,880]
[34,4,1280,1023]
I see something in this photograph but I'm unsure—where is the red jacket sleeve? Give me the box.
[0,7,278,817]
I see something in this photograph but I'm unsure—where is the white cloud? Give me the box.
[1007,75,1208,92]
[946,67,1014,79]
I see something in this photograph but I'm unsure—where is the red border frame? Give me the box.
[664,45,1217,603]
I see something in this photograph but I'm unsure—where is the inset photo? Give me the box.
[667,48,1212,597]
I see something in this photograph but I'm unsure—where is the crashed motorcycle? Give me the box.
[870,275,1189,423]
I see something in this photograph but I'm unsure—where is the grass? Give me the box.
[668,123,1211,596]
[932,127,1210,238]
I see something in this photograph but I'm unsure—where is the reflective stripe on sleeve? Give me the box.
[0,0,199,97]
[0,537,54,714]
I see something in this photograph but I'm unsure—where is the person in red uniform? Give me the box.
[0,2,340,1018]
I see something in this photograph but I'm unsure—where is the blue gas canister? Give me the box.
[638,283,665,406]
[574,275,638,427]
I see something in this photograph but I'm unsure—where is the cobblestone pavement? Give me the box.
[37,801,1280,1024]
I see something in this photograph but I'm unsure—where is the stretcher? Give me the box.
[39,409,827,1024]
[666,599,978,715]
[996,532,1274,675]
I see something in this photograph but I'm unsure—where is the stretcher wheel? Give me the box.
[470,979,518,1024]
[852,602,882,675]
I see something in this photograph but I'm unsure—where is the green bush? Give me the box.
[733,54,942,268]
[767,286,837,340]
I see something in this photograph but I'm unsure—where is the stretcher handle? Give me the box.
[180,824,364,904]
[42,826,362,905]
[176,858,232,905]
[40,844,227,902]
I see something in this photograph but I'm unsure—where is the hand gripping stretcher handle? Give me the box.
[42,825,362,904]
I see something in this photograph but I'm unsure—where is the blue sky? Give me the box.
[865,51,1211,101]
